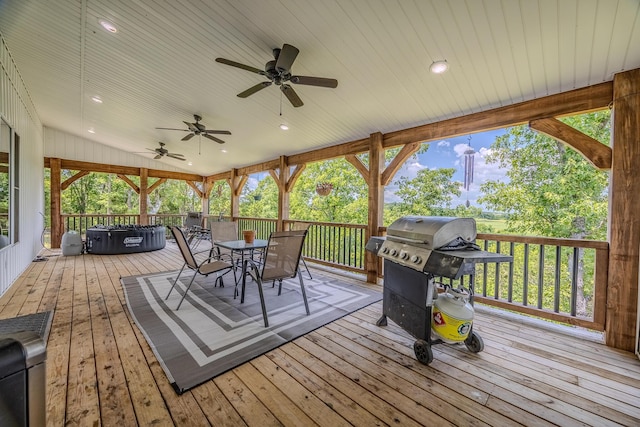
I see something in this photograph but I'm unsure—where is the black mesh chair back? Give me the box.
[241,230,310,327]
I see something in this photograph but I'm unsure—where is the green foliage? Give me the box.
[209,181,231,217]
[479,111,610,240]
[240,176,278,219]
[290,158,368,224]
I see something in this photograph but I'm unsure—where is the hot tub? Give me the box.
[85,225,166,255]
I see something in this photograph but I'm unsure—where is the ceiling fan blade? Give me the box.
[204,130,232,135]
[238,81,272,98]
[290,75,338,88]
[156,127,188,131]
[215,58,265,75]
[182,133,195,141]
[276,44,299,73]
[183,121,199,132]
[154,154,162,159]
[167,153,186,160]
[281,84,303,107]
[204,134,226,144]
[146,148,156,152]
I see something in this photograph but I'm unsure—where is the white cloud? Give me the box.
[437,140,450,147]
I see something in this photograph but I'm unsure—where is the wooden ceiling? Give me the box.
[0,0,638,175]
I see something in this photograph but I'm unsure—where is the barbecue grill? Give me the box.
[366,216,512,364]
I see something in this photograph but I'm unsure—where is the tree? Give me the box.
[478,111,611,316]
[384,167,461,225]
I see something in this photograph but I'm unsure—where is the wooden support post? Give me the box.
[277,156,290,232]
[606,68,640,351]
[366,133,384,283]
[50,158,62,248]
[228,169,246,220]
[139,168,148,225]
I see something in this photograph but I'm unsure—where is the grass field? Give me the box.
[476,218,509,233]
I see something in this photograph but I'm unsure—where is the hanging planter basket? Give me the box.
[316,183,333,196]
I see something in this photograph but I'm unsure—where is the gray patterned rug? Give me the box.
[121,270,381,394]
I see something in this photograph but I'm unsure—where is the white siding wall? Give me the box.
[44,127,190,173]
[0,35,44,296]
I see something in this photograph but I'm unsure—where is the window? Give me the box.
[0,118,18,248]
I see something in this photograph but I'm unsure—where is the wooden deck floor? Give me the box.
[1,243,640,426]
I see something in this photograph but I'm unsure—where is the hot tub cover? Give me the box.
[86,225,166,254]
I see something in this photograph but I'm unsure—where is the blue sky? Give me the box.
[385,129,510,208]
[247,128,511,210]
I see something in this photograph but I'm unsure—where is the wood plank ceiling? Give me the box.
[0,0,638,175]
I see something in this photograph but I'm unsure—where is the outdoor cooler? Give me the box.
[366,216,512,364]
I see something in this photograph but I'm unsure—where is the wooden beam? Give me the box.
[50,158,62,248]
[116,174,140,194]
[61,170,89,191]
[381,142,421,186]
[139,169,148,225]
[529,118,612,170]
[237,159,280,176]
[366,133,384,284]
[383,82,613,148]
[147,178,166,194]
[206,171,231,184]
[288,138,371,166]
[268,169,280,188]
[606,69,640,351]
[345,154,369,184]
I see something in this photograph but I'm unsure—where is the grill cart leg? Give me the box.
[376,315,387,326]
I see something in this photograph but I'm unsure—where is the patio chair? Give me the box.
[289,221,313,280]
[241,230,310,327]
[184,212,209,249]
[209,221,240,260]
[166,226,236,310]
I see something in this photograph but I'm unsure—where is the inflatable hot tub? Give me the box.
[85,225,166,255]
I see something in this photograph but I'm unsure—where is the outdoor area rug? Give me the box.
[121,270,381,394]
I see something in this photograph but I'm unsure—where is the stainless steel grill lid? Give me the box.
[386,216,476,250]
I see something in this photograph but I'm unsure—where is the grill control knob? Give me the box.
[400,251,409,260]
[381,246,389,254]
[410,255,421,264]
[389,248,398,256]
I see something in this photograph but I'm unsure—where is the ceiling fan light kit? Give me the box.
[146,142,186,161]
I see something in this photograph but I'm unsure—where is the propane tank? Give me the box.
[431,287,474,343]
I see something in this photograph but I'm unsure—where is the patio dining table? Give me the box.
[214,239,268,289]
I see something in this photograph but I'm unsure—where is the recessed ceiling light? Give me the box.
[221,149,228,153]
[279,123,289,130]
[187,161,193,166]
[88,128,95,134]
[429,60,449,74]
[91,95,103,103]
[99,19,118,33]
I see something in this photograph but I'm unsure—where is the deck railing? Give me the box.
[59,213,607,330]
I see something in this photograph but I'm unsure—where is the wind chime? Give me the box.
[463,136,475,208]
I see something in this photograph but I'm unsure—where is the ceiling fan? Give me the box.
[146,142,185,161]
[156,114,231,144]
[215,43,338,107]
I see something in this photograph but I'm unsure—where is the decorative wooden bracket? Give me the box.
[227,170,248,197]
[529,118,612,170]
[345,141,421,186]
[116,174,140,193]
[61,170,90,191]
[185,181,203,198]
[148,178,166,193]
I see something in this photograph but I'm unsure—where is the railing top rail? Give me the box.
[477,233,609,250]
[283,219,366,229]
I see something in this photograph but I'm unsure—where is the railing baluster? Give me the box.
[523,243,529,306]
[570,247,579,317]
[554,246,561,313]
[494,241,501,299]
[537,245,545,309]
[508,242,514,302]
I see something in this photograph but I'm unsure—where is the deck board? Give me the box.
[1,243,639,426]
